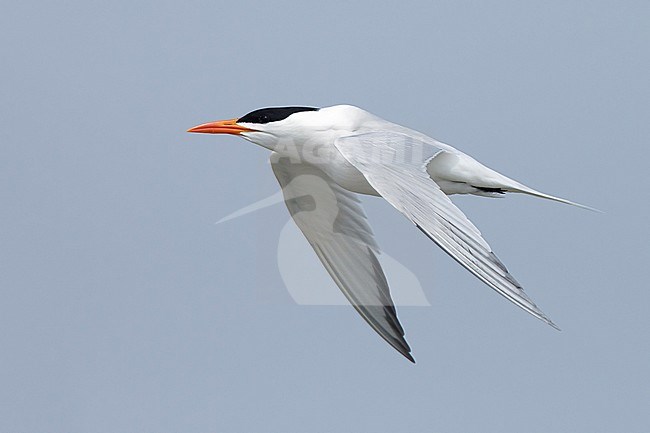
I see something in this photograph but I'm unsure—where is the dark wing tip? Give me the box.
[390,333,415,363]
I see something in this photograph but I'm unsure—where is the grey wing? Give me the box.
[335,131,558,329]
[270,153,414,362]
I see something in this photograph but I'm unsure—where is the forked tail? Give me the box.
[510,183,601,212]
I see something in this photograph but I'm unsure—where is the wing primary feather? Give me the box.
[271,154,415,362]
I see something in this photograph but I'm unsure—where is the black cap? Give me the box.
[237,106,319,124]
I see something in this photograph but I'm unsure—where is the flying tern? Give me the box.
[188,105,593,362]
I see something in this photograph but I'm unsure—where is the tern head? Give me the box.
[187,105,378,151]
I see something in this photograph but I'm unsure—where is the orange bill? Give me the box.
[187,118,256,135]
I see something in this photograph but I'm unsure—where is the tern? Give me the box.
[188,105,592,362]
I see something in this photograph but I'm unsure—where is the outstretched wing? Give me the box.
[335,131,558,329]
[270,153,414,362]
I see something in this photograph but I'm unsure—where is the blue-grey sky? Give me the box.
[1,1,649,432]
